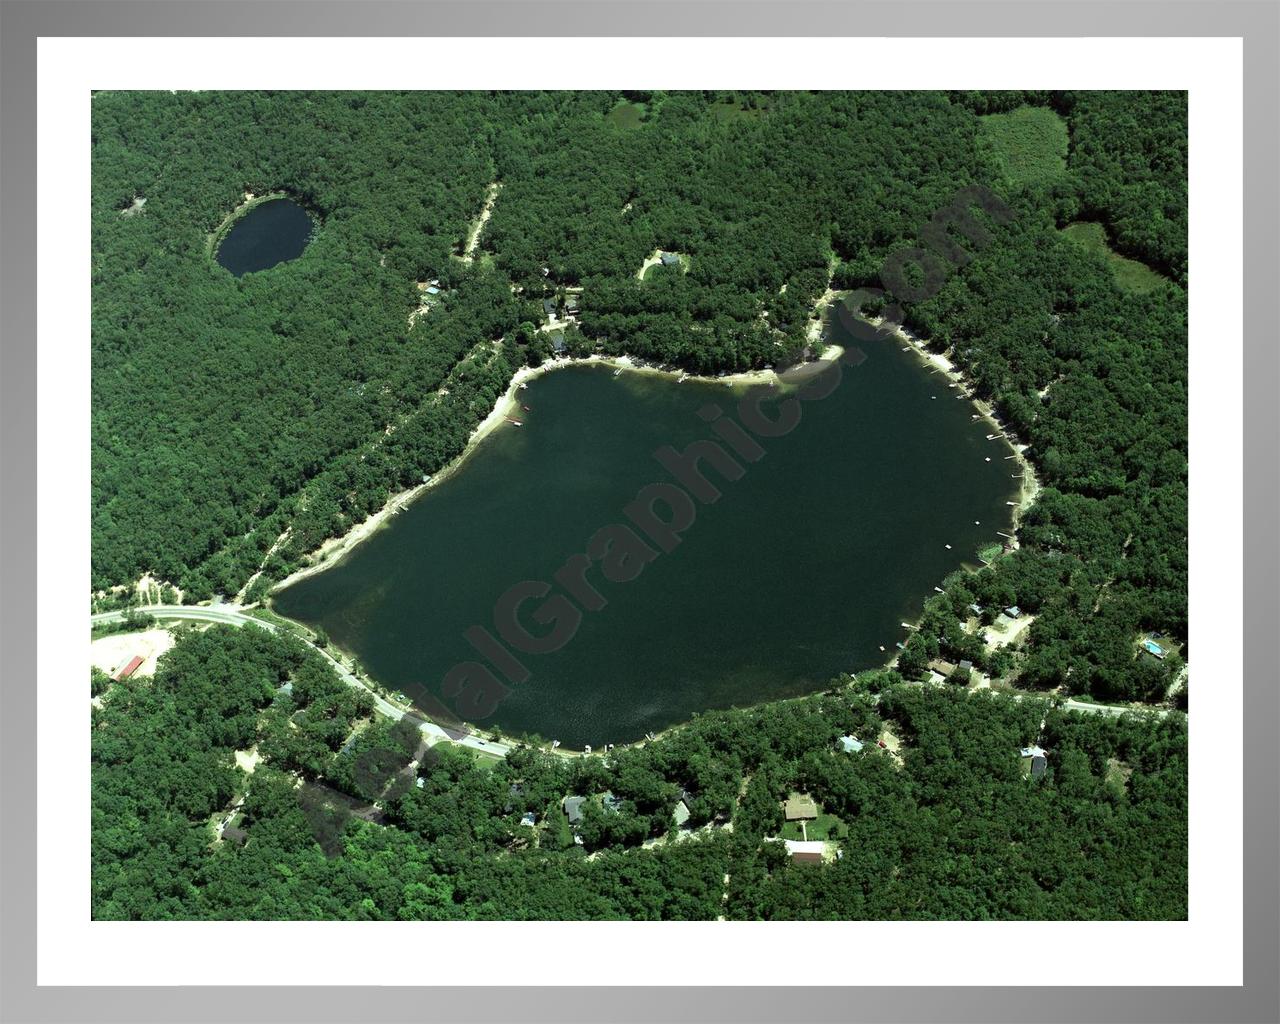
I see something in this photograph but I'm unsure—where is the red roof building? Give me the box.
[113,655,144,681]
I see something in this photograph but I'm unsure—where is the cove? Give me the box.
[215,197,314,276]
[273,320,1022,747]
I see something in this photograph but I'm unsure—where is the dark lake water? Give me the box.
[273,320,1020,746]
[215,197,314,276]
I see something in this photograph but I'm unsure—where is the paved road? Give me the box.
[91,604,516,757]
[1062,697,1171,719]
[93,606,1174,760]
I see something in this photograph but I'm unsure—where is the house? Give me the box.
[783,839,826,864]
[1020,745,1048,779]
[956,659,974,679]
[601,791,624,814]
[550,332,567,355]
[837,735,864,754]
[673,800,691,827]
[520,811,538,827]
[783,793,818,821]
[425,286,441,296]
[542,298,558,316]
[1004,605,1022,618]
[562,795,586,826]
[660,251,680,267]
[222,825,248,846]
[113,655,144,681]
[563,293,580,312]
[969,603,983,615]
[928,659,958,678]
[276,681,294,698]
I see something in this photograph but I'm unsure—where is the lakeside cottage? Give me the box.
[562,795,586,826]
[222,824,248,846]
[1020,745,1049,779]
[783,793,818,821]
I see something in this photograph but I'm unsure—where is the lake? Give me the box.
[215,197,314,276]
[273,318,1021,747]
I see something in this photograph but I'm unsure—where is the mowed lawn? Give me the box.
[781,811,847,842]
[1060,221,1169,293]
[979,105,1068,187]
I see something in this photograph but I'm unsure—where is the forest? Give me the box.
[91,89,1187,706]
[92,625,1187,921]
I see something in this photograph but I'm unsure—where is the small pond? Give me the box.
[215,197,315,276]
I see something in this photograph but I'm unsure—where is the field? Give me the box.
[1060,221,1169,293]
[979,105,1069,187]
[605,100,647,129]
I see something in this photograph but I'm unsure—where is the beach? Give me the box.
[271,347,842,593]
[873,315,1042,529]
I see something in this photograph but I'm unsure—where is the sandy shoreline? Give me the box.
[874,314,1042,522]
[807,287,850,344]
[271,349,832,594]
[868,314,1044,669]
[268,312,1041,738]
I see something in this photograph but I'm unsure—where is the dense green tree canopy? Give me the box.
[92,628,1186,920]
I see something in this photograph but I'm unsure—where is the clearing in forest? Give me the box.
[1060,221,1169,293]
[979,105,1068,187]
